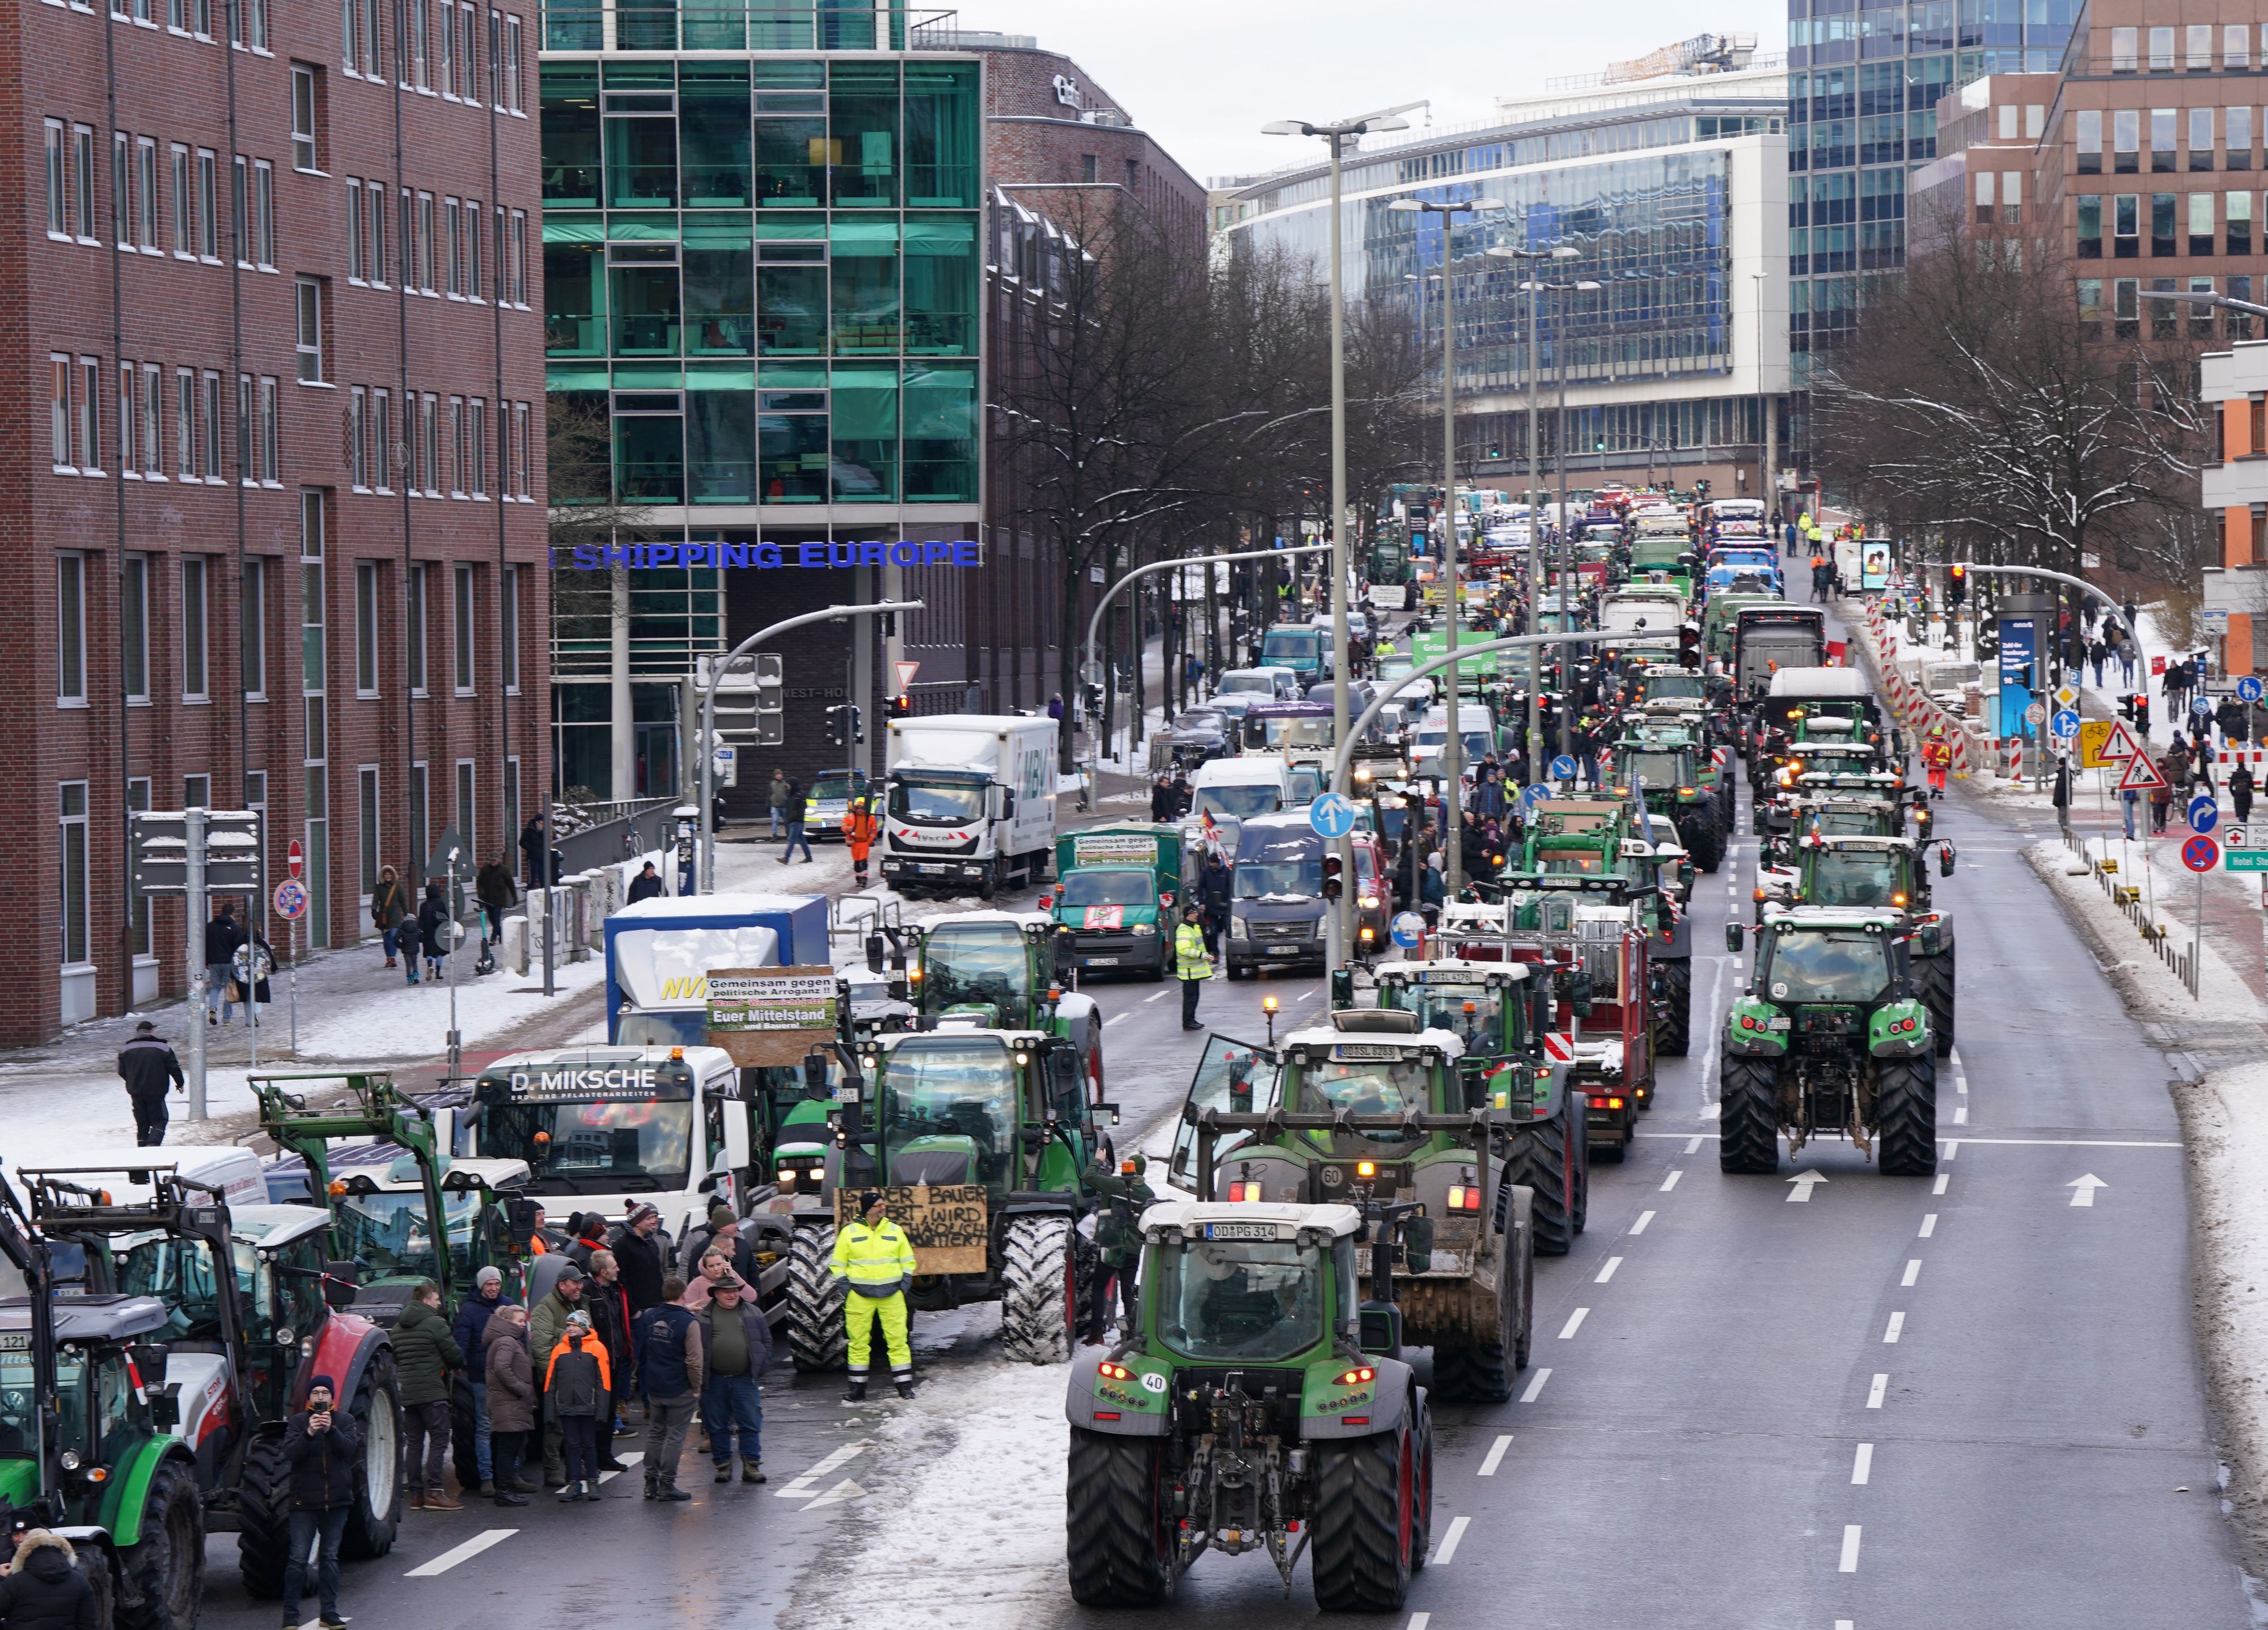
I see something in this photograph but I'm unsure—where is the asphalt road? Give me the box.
[192,625,2259,1630]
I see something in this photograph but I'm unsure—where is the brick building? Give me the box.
[6,0,547,1040]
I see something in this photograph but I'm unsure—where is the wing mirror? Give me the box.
[865,933,885,973]
[1725,922,1746,954]
[1937,844,1957,878]
[1919,924,1943,956]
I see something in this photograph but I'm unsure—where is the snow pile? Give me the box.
[2021,839,2263,1021]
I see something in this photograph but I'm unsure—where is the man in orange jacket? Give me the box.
[844,796,879,889]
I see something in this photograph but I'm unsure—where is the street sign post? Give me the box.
[1390,911,1425,950]
[2024,701,2047,726]
[2116,751,2167,793]
[272,878,308,919]
[2094,718,2145,763]
[2190,795,2220,835]
[2182,833,2220,873]
[1308,792,1357,839]
[131,808,263,1121]
[1550,755,1578,781]
[2051,709,2081,739]
[2239,675,2265,704]
[2053,683,2080,712]
[286,839,304,879]
[2225,822,2268,872]
[2192,695,2214,718]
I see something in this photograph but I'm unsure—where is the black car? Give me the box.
[1165,708,1232,765]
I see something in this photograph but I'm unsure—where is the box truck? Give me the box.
[880,714,1058,897]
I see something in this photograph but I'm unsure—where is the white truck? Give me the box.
[881,713,1059,897]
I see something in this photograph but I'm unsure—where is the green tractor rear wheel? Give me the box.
[785,1225,850,1373]
[1064,1429,1175,1607]
[1876,1054,1938,1177]
[236,1433,293,1601]
[1655,958,1692,1057]
[1310,1426,1416,1612]
[1718,1055,1782,1174]
[1000,1213,1076,1365]
[116,1459,204,1630]
[1518,1121,1576,1256]
[1919,949,1956,1057]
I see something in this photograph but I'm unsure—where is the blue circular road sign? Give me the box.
[1519,783,1552,812]
[2190,794,2220,835]
[1390,911,1426,949]
[1550,755,1579,780]
[2193,694,2215,717]
[1308,791,1357,839]
[2051,709,2081,739]
[2240,676,2265,704]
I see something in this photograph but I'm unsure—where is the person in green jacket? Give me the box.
[1080,1153,1157,1343]
[393,1281,466,1510]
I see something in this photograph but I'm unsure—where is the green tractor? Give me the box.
[1164,1011,1535,1403]
[1719,907,1941,1177]
[781,1023,1122,1370]
[1360,959,1588,1255]
[877,912,1106,1097]
[1608,723,1726,872]
[1775,835,1957,1053]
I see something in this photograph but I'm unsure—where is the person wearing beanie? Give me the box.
[608,1201,671,1315]
[676,1203,739,1283]
[280,1375,361,1630]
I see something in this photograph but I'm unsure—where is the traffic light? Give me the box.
[1695,478,1712,498]
[2117,694,2136,723]
[890,693,913,719]
[1947,563,1967,605]
[1322,853,1344,901]
[2135,695,2151,734]
[1679,620,1703,667]
[823,704,864,748]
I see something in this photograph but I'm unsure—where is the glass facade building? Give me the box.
[1785,0,2079,375]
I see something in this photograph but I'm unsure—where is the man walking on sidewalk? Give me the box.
[117,1021,184,1146]
[204,902,244,1024]
[778,777,813,864]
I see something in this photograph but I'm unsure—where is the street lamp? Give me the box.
[1265,105,1419,961]
[1487,241,1579,789]
[1389,193,1502,896]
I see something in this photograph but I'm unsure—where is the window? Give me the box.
[196,149,217,257]
[232,156,251,265]
[501,562,519,691]
[2149,26,2174,70]
[417,192,435,290]
[513,400,529,497]
[508,208,526,302]
[59,784,88,969]
[254,160,274,265]
[135,138,156,248]
[56,553,85,703]
[117,362,135,476]
[449,396,466,493]
[407,562,426,693]
[71,126,96,240]
[2235,108,2257,172]
[453,563,475,691]
[181,555,208,699]
[459,3,476,102]
[409,0,426,87]
[468,397,486,495]
[2113,277,2139,333]
[455,761,476,858]
[78,357,100,472]
[371,388,391,489]
[238,373,253,478]
[176,369,196,477]
[2152,192,2178,255]
[201,371,222,479]
[291,65,319,171]
[1997,104,2017,141]
[2115,109,2139,173]
[2026,105,2044,141]
[296,278,324,380]
[1974,168,1995,224]
[442,197,459,295]
[2192,192,2216,256]
[367,178,387,284]
[2231,190,2253,255]
[183,774,210,810]
[355,558,378,692]
[434,0,452,95]
[141,362,160,475]
[358,765,380,898]
[504,14,521,112]
[346,179,363,278]
[241,556,265,698]
[2077,195,2103,257]
[420,393,438,493]
[465,196,481,298]
[2153,109,2176,172]
[122,554,149,701]
[301,489,326,752]
[2000,171,2022,223]
[259,376,278,480]
[170,145,190,254]
[112,132,130,247]
[2077,109,2102,173]
[2232,24,2252,69]
[44,121,65,235]
[1080,153,1097,183]
[2193,108,2216,171]
[349,387,366,486]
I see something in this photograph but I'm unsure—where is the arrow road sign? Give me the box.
[2051,709,2081,739]
[2182,833,2220,873]
[2240,676,2265,704]
[2117,752,2168,793]
[2095,718,2145,763]
[1785,1170,1829,1203]
[1308,792,1357,839]
[2067,1174,2107,1208]
[1551,756,1578,780]
[2190,794,2220,835]
[1391,911,1425,949]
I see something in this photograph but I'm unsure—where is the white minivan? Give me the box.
[1183,757,1292,853]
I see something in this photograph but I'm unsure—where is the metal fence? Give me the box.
[552,797,683,880]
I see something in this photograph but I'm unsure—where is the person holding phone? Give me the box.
[280,1377,361,1630]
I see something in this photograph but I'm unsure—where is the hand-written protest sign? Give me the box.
[835,1183,989,1275]
[704,966,840,1066]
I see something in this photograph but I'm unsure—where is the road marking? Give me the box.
[1296,989,1315,1001]
[1839,1525,1864,1572]
[1883,1311,1905,1344]
[1943,1137,2178,1148]
[1943,1141,1958,1160]
[775,1441,869,1500]
[1683,1136,1704,1153]
[1145,990,1169,1003]
[1699,1103,1721,1121]
[1595,1256,1623,1284]
[1660,1170,1683,1192]
[1106,1013,1127,1026]
[1932,1174,1949,1196]
[1630,1210,1656,1235]
[1852,1442,1875,1484]
[1478,1435,1514,1476]
[1786,1169,1827,1202]
[2069,1174,2107,1207]
[1519,1368,1552,1403]
[803,1478,865,1509]
[404,1530,517,1577]
[1558,1308,1590,1339]
[1901,1259,1922,1287]
[1838,1620,1855,1629]
[595,1450,645,1487]
[1918,1213,1937,1238]
[1867,1373,1888,1409]
[1431,1515,1471,1565]
[1953,1106,1969,1125]
[1406,1616,1431,1630]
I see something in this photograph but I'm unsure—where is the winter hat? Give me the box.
[707,1205,734,1231]
[565,1310,593,1330]
[135,1020,156,1034]
[626,1203,660,1226]
[307,1374,338,1398]
[475,1266,503,1287]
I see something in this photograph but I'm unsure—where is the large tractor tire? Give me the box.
[1517,1120,1576,1256]
[1920,949,1956,1057]
[1408,1392,1435,1568]
[1064,1429,1175,1607]
[1656,957,1693,1057]
[785,1225,849,1373]
[1435,1193,1529,1403]
[1310,1426,1416,1613]
[116,1459,204,1630]
[1685,811,1725,874]
[1000,1213,1077,1365]
[1718,1054,1782,1175]
[337,1347,403,1563]
[1876,1053,1939,1177]
[236,1433,293,1601]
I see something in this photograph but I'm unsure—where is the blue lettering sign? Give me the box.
[555,540,984,570]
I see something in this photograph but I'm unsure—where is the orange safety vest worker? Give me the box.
[843,801,879,860]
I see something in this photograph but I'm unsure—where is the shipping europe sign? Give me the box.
[561,539,983,570]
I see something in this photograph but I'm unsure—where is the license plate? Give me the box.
[917,864,946,875]
[1201,1222,1278,1241]
[1088,956,1119,966]
[1268,943,1297,955]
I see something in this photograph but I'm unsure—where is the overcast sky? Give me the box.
[953,0,1787,184]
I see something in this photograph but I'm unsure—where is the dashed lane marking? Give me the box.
[1559,1308,1590,1339]
[1683,1135,1703,1153]
[1519,1368,1552,1403]
[1630,1210,1656,1235]
[803,1479,865,1509]
[1953,1106,1969,1125]
[405,1530,517,1577]
[1106,1013,1127,1026]
[1932,1174,1949,1196]
[775,1441,870,1500]
[1145,990,1169,1003]
[1851,1443,1874,1485]
[1478,1435,1513,1476]
[1867,1373,1888,1409]
[1406,1615,1432,1630]
[1901,1259,1922,1287]
[1699,1103,1721,1121]
[1918,1214,1937,1238]
[1595,1256,1623,1284]
[1660,1170,1683,1192]
[1839,1526,1864,1572]
[1883,1312,1905,1344]
[1431,1515,1471,1565]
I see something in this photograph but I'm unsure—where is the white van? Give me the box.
[1215,667,1301,702]
[1412,705,1499,776]
[1184,757,1292,853]
[11,1146,268,1209]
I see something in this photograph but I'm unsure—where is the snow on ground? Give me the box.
[2021,837,2264,1021]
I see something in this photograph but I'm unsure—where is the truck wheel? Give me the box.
[1065,1428,1174,1607]
[978,861,998,901]
[785,1225,850,1373]
[337,1347,403,1563]
[1655,958,1692,1057]
[1433,1201,1525,1403]
[235,1433,292,1600]
[1876,1053,1939,1177]
[1922,949,1956,1057]
[1517,1121,1575,1256]
[1001,1213,1076,1365]
[1408,1391,1435,1568]
[1687,814,1725,874]
[1310,1427,1415,1612]
[115,1459,203,1630]
[1719,1055,1782,1174]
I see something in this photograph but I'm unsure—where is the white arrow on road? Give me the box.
[2068,1174,2108,1208]
[1787,1170,1829,1202]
